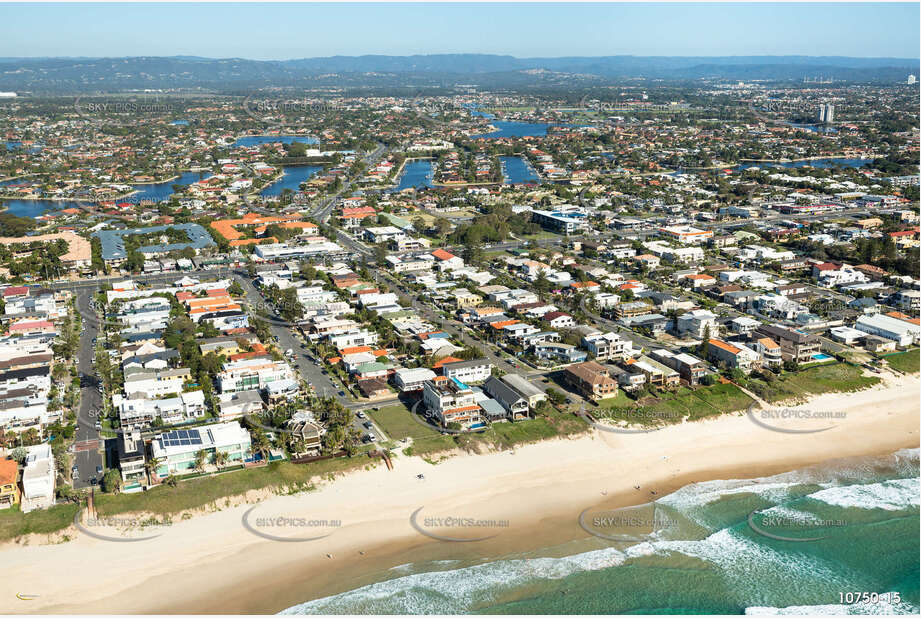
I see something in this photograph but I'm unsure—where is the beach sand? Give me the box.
[3,372,918,614]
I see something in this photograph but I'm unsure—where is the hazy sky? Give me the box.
[1,3,918,59]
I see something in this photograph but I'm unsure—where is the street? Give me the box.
[72,289,104,489]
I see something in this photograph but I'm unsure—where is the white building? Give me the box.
[393,367,437,392]
[21,443,55,512]
[441,359,494,384]
[855,314,921,347]
[676,309,718,339]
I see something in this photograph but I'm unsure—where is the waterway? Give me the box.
[233,135,319,147]
[260,165,322,197]
[388,159,435,192]
[500,155,540,184]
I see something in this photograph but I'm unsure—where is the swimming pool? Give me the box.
[812,353,834,361]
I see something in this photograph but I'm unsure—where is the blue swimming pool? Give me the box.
[812,353,834,360]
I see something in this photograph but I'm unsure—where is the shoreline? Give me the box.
[3,372,918,614]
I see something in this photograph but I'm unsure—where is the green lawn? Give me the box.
[461,408,589,451]
[367,404,442,441]
[743,363,881,404]
[0,502,80,542]
[95,457,377,517]
[597,383,754,426]
[884,350,920,374]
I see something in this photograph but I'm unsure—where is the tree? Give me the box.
[145,456,163,482]
[213,450,229,469]
[193,449,208,473]
[102,469,122,494]
[10,446,27,463]
[545,388,565,405]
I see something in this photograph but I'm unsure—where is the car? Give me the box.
[94,422,101,431]
[363,421,373,429]
[367,434,377,442]
[338,390,345,397]
[356,411,365,418]
[96,465,103,476]
[90,477,97,486]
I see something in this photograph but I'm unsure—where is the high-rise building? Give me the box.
[824,104,834,124]
[909,75,917,85]
[817,104,826,123]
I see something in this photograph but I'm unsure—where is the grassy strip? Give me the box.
[597,383,754,426]
[368,404,440,441]
[883,350,920,374]
[0,503,80,542]
[95,457,375,517]
[742,363,881,404]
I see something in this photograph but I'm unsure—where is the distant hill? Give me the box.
[0,54,916,93]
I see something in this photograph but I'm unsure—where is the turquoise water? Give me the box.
[281,448,919,615]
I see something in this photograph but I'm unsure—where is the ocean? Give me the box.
[281,449,919,615]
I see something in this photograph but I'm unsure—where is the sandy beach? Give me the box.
[3,372,918,615]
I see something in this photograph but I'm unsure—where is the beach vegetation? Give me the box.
[883,349,919,374]
[740,362,881,403]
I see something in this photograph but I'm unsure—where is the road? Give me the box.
[309,142,388,224]
[71,289,104,489]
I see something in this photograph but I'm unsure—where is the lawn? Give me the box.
[367,403,441,441]
[884,350,920,374]
[743,363,881,404]
[95,456,377,517]
[462,407,589,451]
[597,383,754,426]
[0,502,80,542]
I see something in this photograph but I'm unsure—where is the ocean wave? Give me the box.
[650,526,859,599]
[280,547,627,614]
[808,478,920,512]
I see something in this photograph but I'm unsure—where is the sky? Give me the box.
[0,2,918,60]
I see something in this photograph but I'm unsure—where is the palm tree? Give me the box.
[213,450,229,470]
[145,456,163,484]
[193,449,208,473]
[251,431,271,463]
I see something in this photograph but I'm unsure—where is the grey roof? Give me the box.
[484,376,526,407]
[94,223,215,261]
[500,373,543,399]
[478,398,507,419]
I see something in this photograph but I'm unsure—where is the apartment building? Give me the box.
[755,324,821,363]
[564,361,619,401]
[649,349,708,386]
[113,390,207,429]
[217,357,296,394]
[676,309,718,339]
[706,338,761,373]
[21,443,55,512]
[123,367,190,398]
[440,358,494,384]
[422,376,483,430]
[581,331,633,361]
